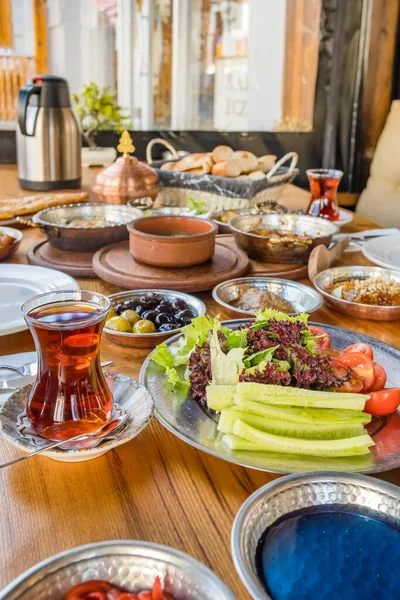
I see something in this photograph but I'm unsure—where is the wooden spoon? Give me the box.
[308,236,350,282]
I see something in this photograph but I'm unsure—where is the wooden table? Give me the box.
[1,166,399,598]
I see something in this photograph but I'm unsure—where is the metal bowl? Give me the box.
[143,206,213,220]
[212,277,323,319]
[213,204,288,234]
[231,472,400,600]
[314,265,400,321]
[32,203,143,252]
[103,289,207,348]
[0,540,235,599]
[0,226,23,261]
[229,214,339,264]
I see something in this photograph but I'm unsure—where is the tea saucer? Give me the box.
[0,372,153,462]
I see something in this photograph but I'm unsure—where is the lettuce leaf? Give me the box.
[187,197,207,214]
[243,346,279,368]
[221,326,248,351]
[210,322,245,385]
[255,308,309,325]
[151,343,175,368]
[165,367,190,389]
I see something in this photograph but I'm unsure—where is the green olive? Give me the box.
[121,309,140,325]
[106,306,117,322]
[134,319,156,334]
[106,316,132,333]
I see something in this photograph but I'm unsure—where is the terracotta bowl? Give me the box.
[127,216,218,267]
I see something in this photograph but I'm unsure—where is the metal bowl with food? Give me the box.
[0,540,234,599]
[231,472,400,600]
[229,214,339,264]
[314,265,400,321]
[213,203,288,234]
[104,289,207,348]
[212,277,323,319]
[141,206,213,220]
[32,203,143,252]
[0,227,22,261]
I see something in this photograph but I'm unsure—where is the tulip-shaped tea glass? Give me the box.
[22,290,112,441]
[306,168,343,221]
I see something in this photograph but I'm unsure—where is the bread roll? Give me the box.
[211,145,234,162]
[247,170,266,180]
[257,155,277,173]
[232,151,258,173]
[175,153,213,173]
[185,166,209,175]
[212,160,242,178]
[160,161,180,171]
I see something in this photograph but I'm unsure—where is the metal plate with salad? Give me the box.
[140,309,400,474]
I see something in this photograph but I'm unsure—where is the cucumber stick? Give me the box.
[233,419,374,457]
[217,408,365,440]
[222,433,268,451]
[236,386,366,410]
[235,399,370,425]
[206,385,236,411]
[237,382,370,401]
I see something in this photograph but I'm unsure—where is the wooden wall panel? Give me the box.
[32,0,48,74]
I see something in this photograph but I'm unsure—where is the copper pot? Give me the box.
[92,131,161,204]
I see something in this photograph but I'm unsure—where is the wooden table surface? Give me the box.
[1,166,399,598]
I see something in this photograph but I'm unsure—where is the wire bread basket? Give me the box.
[146,138,299,212]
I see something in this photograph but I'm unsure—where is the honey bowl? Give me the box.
[127,215,218,267]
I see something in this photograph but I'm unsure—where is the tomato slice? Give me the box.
[343,343,373,360]
[370,363,387,392]
[333,366,364,393]
[65,582,121,600]
[364,388,400,416]
[334,352,375,392]
[309,325,331,351]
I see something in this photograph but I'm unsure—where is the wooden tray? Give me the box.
[27,240,96,278]
[92,239,250,292]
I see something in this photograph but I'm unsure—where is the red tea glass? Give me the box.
[22,290,112,441]
[306,169,343,221]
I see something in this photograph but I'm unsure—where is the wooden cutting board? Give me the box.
[27,240,96,278]
[92,238,250,292]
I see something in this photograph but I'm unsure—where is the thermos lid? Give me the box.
[29,75,72,108]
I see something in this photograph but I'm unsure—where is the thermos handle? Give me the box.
[17,85,40,136]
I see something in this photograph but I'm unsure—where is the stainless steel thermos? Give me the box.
[16,75,81,191]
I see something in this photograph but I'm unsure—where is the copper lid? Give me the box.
[92,131,161,204]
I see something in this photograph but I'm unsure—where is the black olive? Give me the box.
[156,312,174,326]
[122,299,134,310]
[155,303,174,315]
[172,298,188,312]
[114,303,124,315]
[175,309,194,321]
[158,323,177,332]
[140,293,161,308]
[135,304,144,316]
[141,310,157,323]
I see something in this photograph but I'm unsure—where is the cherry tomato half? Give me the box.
[333,365,364,393]
[370,363,387,392]
[364,388,400,416]
[309,325,331,351]
[334,352,375,392]
[320,348,342,359]
[343,342,373,360]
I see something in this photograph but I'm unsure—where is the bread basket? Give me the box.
[146,139,299,212]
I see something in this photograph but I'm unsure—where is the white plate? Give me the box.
[363,234,400,271]
[0,265,79,336]
[0,352,36,404]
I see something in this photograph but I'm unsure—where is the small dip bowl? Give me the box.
[103,289,207,348]
[212,277,323,318]
[128,216,218,267]
[0,226,23,261]
[231,472,400,600]
[314,265,400,321]
[229,214,339,264]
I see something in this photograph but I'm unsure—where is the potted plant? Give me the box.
[72,82,131,167]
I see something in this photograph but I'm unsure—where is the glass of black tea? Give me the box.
[306,168,343,221]
[22,290,112,441]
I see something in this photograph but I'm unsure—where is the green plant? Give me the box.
[72,82,131,148]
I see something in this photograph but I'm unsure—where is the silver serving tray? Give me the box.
[231,472,400,600]
[0,540,234,599]
[140,320,400,474]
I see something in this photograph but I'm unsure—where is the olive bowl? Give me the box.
[103,289,207,348]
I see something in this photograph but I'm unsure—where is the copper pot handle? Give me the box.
[146,138,179,164]
[16,216,60,237]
